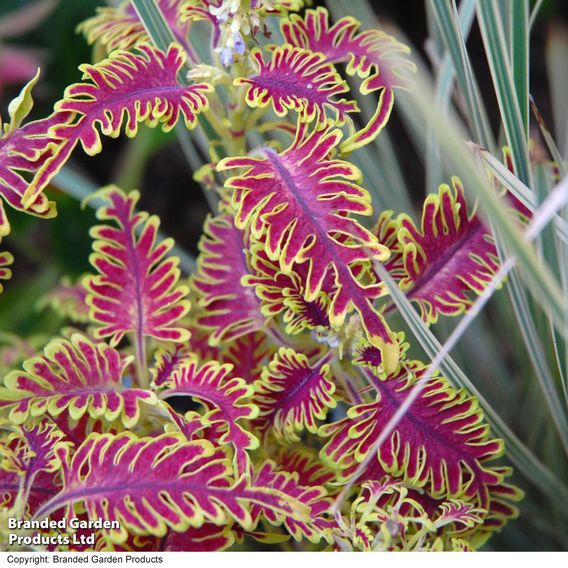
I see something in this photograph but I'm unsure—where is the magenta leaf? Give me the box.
[85,186,191,347]
[0,117,58,234]
[251,460,332,543]
[219,123,400,372]
[0,334,156,427]
[162,524,235,551]
[320,361,505,506]
[34,433,310,541]
[0,74,58,234]
[37,275,90,323]
[281,7,415,151]
[244,245,331,335]
[0,468,59,516]
[23,44,212,208]
[221,332,276,385]
[395,178,500,322]
[0,247,13,293]
[79,0,192,56]
[192,213,266,345]
[151,344,193,388]
[235,45,358,124]
[275,449,336,489]
[157,356,259,473]
[1,421,68,501]
[254,347,337,441]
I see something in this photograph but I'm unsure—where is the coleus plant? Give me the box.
[0,0,527,552]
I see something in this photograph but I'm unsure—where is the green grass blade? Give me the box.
[534,164,568,408]
[529,0,545,31]
[430,0,494,149]
[477,0,531,185]
[426,0,477,194]
[530,97,568,178]
[545,24,568,159]
[478,149,568,244]
[496,246,568,457]
[511,0,529,136]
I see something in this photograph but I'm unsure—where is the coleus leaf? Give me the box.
[157,355,259,473]
[0,117,58,235]
[221,332,275,384]
[254,347,337,441]
[480,468,523,533]
[79,0,192,55]
[180,0,222,47]
[151,344,193,388]
[0,72,57,235]
[1,421,68,497]
[37,275,90,323]
[35,432,310,541]
[432,499,485,532]
[0,247,13,293]
[274,447,336,488]
[161,524,235,551]
[393,178,500,323]
[0,334,156,428]
[85,186,191,346]
[320,361,505,506]
[0,334,38,376]
[281,7,415,152]
[22,44,212,208]
[110,524,236,552]
[352,447,521,539]
[219,123,400,373]
[251,460,332,543]
[235,45,358,124]
[244,245,331,335]
[192,213,265,345]
[0,468,59,516]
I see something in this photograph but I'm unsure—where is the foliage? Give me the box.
[0,0,566,553]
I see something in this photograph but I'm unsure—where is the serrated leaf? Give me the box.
[221,332,276,384]
[85,186,190,346]
[274,447,336,488]
[22,44,212,208]
[0,248,13,293]
[235,45,358,124]
[0,467,59,516]
[281,7,415,151]
[1,421,68,500]
[254,347,337,441]
[320,361,504,505]
[244,245,331,335]
[37,275,90,323]
[158,356,259,473]
[393,178,500,322]
[219,123,400,372]
[0,334,156,428]
[79,0,190,54]
[192,213,265,345]
[251,460,332,543]
[35,433,310,541]
[0,80,58,235]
